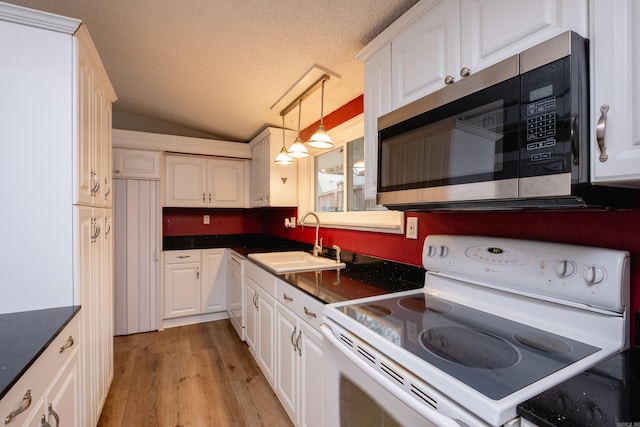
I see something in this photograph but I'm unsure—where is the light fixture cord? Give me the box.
[319,79,325,124]
[297,99,302,136]
[281,115,286,148]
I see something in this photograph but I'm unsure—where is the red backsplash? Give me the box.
[163,208,263,236]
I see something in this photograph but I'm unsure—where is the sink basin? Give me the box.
[248,251,346,273]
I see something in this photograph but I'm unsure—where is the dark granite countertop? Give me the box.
[517,346,640,426]
[164,234,426,303]
[0,306,81,400]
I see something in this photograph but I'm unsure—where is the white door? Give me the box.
[276,304,299,422]
[164,262,201,319]
[201,249,227,313]
[164,155,208,207]
[113,179,160,335]
[244,276,258,354]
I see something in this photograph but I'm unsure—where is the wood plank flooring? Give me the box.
[97,320,293,427]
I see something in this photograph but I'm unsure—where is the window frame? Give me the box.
[297,114,404,234]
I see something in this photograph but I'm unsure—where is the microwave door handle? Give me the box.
[320,324,463,427]
[570,114,579,165]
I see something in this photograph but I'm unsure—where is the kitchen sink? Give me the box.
[248,251,345,273]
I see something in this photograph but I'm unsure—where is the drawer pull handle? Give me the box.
[47,404,59,427]
[5,389,31,424]
[596,104,609,162]
[283,293,293,302]
[303,307,317,318]
[177,255,191,259]
[59,336,74,353]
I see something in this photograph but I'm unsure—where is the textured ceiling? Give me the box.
[5,0,420,141]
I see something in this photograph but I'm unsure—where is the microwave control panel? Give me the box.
[525,96,557,163]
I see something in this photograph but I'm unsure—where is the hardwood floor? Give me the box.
[98,320,293,427]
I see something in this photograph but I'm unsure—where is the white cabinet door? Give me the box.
[249,128,297,207]
[391,0,460,108]
[201,249,227,313]
[164,155,208,207]
[299,321,323,427]
[45,349,81,427]
[164,262,201,319]
[113,148,161,180]
[276,304,299,422]
[208,159,245,207]
[244,276,258,354]
[363,45,392,199]
[591,0,640,187]
[250,137,267,207]
[257,287,276,388]
[460,0,588,73]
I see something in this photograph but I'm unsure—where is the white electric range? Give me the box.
[322,235,630,426]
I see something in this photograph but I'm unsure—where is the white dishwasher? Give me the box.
[226,251,245,340]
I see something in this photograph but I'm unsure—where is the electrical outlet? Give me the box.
[203,215,210,225]
[406,217,418,239]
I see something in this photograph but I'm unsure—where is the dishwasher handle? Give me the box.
[320,324,464,427]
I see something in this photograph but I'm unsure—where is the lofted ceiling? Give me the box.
[4,0,420,142]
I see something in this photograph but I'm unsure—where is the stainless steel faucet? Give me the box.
[300,212,322,256]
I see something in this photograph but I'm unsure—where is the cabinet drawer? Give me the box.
[245,261,276,296]
[164,250,201,264]
[0,314,79,426]
[276,280,324,331]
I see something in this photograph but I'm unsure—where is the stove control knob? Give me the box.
[438,245,449,258]
[583,266,606,286]
[556,260,576,278]
[426,245,437,257]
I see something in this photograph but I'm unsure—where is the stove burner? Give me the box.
[514,331,572,353]
[359,304,393,317]
[420,326,520,369]
[398,294,453,314]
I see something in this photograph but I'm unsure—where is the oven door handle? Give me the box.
[321,324,464,427]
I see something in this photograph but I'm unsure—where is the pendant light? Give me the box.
[307,78,334,149]
[274,115,293,165]
[287,99,309,158]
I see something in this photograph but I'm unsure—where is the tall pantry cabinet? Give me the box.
[0,3,117,427]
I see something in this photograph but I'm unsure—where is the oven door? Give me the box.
[321,321,486,427]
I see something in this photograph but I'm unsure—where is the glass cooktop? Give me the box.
[337,291,599,400]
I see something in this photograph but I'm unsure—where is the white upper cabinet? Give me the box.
[590,0,640,187]
[113,148,161,180]
[392,0,460,108]
[249,127,298,207]
[460,0,588,75]
[164,154,246,207]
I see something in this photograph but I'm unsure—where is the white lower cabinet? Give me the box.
[163,249,228,322]
[0,316,80,427]
[164,250,202,319]
[275,281,324,427]
[244,260,324,427]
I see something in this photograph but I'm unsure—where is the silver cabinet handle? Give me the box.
[303,307,317,318]
[596,104,609,162]
[196,267,200,280]
[208,192,212,203]
[40,416,51,427]
[5,389,32,424]
[253,291,259,309]
[283,293,293,302]
[202,192,206,203]
[296,331,302,356]
[47,404,59,427]
[460,67,471,77]
[59,336,74,353]
[104,177,111,199]
[290,326,297,350]
[177,255,191,259]
[104,218,111,238]
[444,75,455,85]
[90,170,100,196]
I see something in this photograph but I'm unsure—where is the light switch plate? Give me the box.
[406,217,418,239]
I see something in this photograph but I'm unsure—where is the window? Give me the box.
[315,138,381,212]
[298,114,404,233]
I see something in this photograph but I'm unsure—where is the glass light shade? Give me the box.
[307,124,334,149]
[287,137,309,158]
[274,146,293,165]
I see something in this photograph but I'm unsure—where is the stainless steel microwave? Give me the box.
[376,31,634,210]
